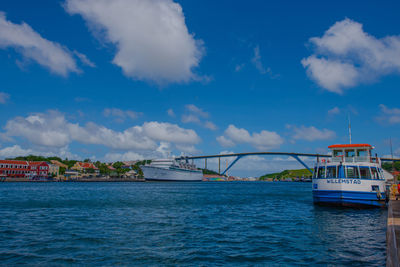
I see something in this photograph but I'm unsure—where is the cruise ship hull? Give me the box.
[141,166,203,182]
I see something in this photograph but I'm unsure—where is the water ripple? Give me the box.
[0,182,386,266]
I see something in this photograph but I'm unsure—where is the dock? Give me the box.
[387,193,400,266]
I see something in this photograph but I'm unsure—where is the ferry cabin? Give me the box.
[312,144,386,207]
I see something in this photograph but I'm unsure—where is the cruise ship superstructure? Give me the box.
[141,158,203,182]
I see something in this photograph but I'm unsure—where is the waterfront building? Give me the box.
[50,160,68,169]
[0,160,30,178]
[0,160,49,178]
[71,162,99,174]
[28,161,49,178]
[48,163,60,177]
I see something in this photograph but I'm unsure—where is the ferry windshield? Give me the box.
[360,167,371,179]
[314,166,325,178]
[326,166,337,178]
[370,167,380,179]
[346,166,360,178]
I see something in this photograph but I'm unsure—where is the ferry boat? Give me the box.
[141,158,203,182]
[312,144,387,207]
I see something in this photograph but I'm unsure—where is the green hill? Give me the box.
[259,169,312,180]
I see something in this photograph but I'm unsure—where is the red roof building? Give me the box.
[0,160,49,178]
[28,161,49,178]
[0,160,30,178]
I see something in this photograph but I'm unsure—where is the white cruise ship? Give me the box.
[141,158,203,182]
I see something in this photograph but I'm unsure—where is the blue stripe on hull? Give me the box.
[313,190,386,208]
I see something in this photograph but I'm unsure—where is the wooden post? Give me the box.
[205,158,207,170]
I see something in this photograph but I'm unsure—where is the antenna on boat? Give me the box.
[348,114,352,144]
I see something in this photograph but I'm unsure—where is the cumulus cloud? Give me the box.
[0,144,78,159]
[287,125,336,141]
[0,12,80,76]
[0,92,10,104]
[103,108,142,122]
[302,18,400,93]
[104,151,144,162]
[65,0,204,84]
[376,104,400,124]
[3,111,200,153]
[142,121,200,144]
[217,125,283,150]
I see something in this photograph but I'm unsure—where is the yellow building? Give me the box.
[48,164,60,177]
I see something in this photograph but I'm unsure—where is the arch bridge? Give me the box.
[176,152,400,176]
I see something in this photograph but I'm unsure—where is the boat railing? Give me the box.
[331,156,371,163]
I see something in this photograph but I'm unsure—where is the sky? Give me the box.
[0,0,399,176]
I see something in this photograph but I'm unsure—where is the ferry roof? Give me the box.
[328,144,372,149]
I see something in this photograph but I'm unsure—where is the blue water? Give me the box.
[0,182,387,266]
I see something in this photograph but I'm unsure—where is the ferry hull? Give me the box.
[313,190,386,208]
[142,166,203,182]
[312,178,387,208]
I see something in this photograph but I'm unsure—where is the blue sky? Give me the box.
[0,0,399,176]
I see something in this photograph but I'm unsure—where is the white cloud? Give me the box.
[73,50,96,67]
[181,114,200,124]
[5,111,72,147]
[142,121,200,145]
[0,12,79,76]
[103,108,142,122]
[0,144,78,159]
[0,92,10,104]
[185,104,208,118]
[217,125,283,150]
[3,111,200,152]
[181,104,217,130]
[376,104,400,124]
[104,151,144,162]
[204,121,217,130]
[252,45,270,75]
[287,125,336,141]
[328,107,340,116]
[167,108,175,117]
[65,0,204,84]
[216,136,235,147]
[302,18,400,93]
[301,56,358,93]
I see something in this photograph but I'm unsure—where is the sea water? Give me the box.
[0,182,386,266]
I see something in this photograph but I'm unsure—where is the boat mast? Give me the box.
[348,114,352,144]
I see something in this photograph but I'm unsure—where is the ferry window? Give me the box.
[326,166,337,178]
[346,166,360,178]
[333,150,343,157]
[317,166,325,178]
[360,167,371,179]
[357,150,367,157]
[345,150,355,157]
[371,167,380,179]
